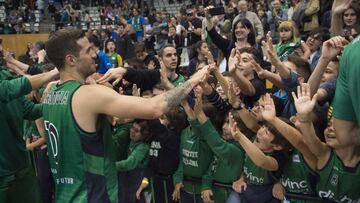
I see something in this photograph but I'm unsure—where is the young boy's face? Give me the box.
[256,126,276,151]
[321,61,338,83]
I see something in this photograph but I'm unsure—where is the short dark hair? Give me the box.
[287,54,311,82]
[134,41,146,53]
[261,118,292,152]
[88,34,101,48]
[158,44,176,57]
[239,47,263,64]
[104,39,115,53]
[45,29,85,70]
[308,27,330,42]
[33,41,45,50]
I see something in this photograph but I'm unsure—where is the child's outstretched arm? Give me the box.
[292,83,330,169]
[229,112,279,171]
[261,93,317,170]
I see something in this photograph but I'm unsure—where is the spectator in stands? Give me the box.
[36,0,45,20]
[292,0,320,33]
[206,13,257,71]
[258,7,270,35]
[267,0,288,40]
[185,8,203,46]
[233,0,264,43]
[116,22,135,60]
[167,25,185,50]
[105,39,123,68]
[88,34,113,75]
[275,21,310,61]
[305,28,329,71]
[153,11,169,50]
[134,42,160,70]
[128,8,146,42]
[186,40,210,77]
[331,2,360,38]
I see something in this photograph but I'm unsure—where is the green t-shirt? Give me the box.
[333,35,360,127]
[0,71,41,177]
[42,81,117,202]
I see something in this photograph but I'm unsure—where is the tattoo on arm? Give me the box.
[164,81,193,109]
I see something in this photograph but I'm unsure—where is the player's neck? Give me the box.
[59,70,86,84]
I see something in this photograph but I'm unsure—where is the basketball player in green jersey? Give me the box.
[43,28,209,203]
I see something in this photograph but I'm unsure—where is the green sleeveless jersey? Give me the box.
[282,150,317,203]
[317,150,360,202]
[42,81,117,203]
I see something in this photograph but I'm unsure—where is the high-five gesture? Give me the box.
[261,93,276,122]
[292,83,318,117]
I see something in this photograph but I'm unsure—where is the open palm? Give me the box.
[261,94,276,121]
[332,0,352,15]
[292,84,317,116]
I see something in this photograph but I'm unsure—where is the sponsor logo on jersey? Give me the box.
[319,190,359,203]
[282,178,308,191]
[292,154,300,163]
[330,173,338,186]
[244,167,264,184]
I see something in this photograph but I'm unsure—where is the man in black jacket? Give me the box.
[116,23,135,60]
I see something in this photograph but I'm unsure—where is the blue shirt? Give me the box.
[96,51,113,74]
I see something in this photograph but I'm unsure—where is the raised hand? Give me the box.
[96,67,127,86]
[205,50,215,65]
[188,64,210,86]
[3,49,14,63]
[147,60,156,70]
[292,83,318,117]
[228,81,241,108]
[261,93,276,122]
[250,57,266,79]
[332,0,353,15]
[193,85,204,116]
[261,31,280,65]
[229,112,242,140]
[37,49,46,61]
[132,84,141,97]
[228,48,240,73]
[321,36,349,61]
